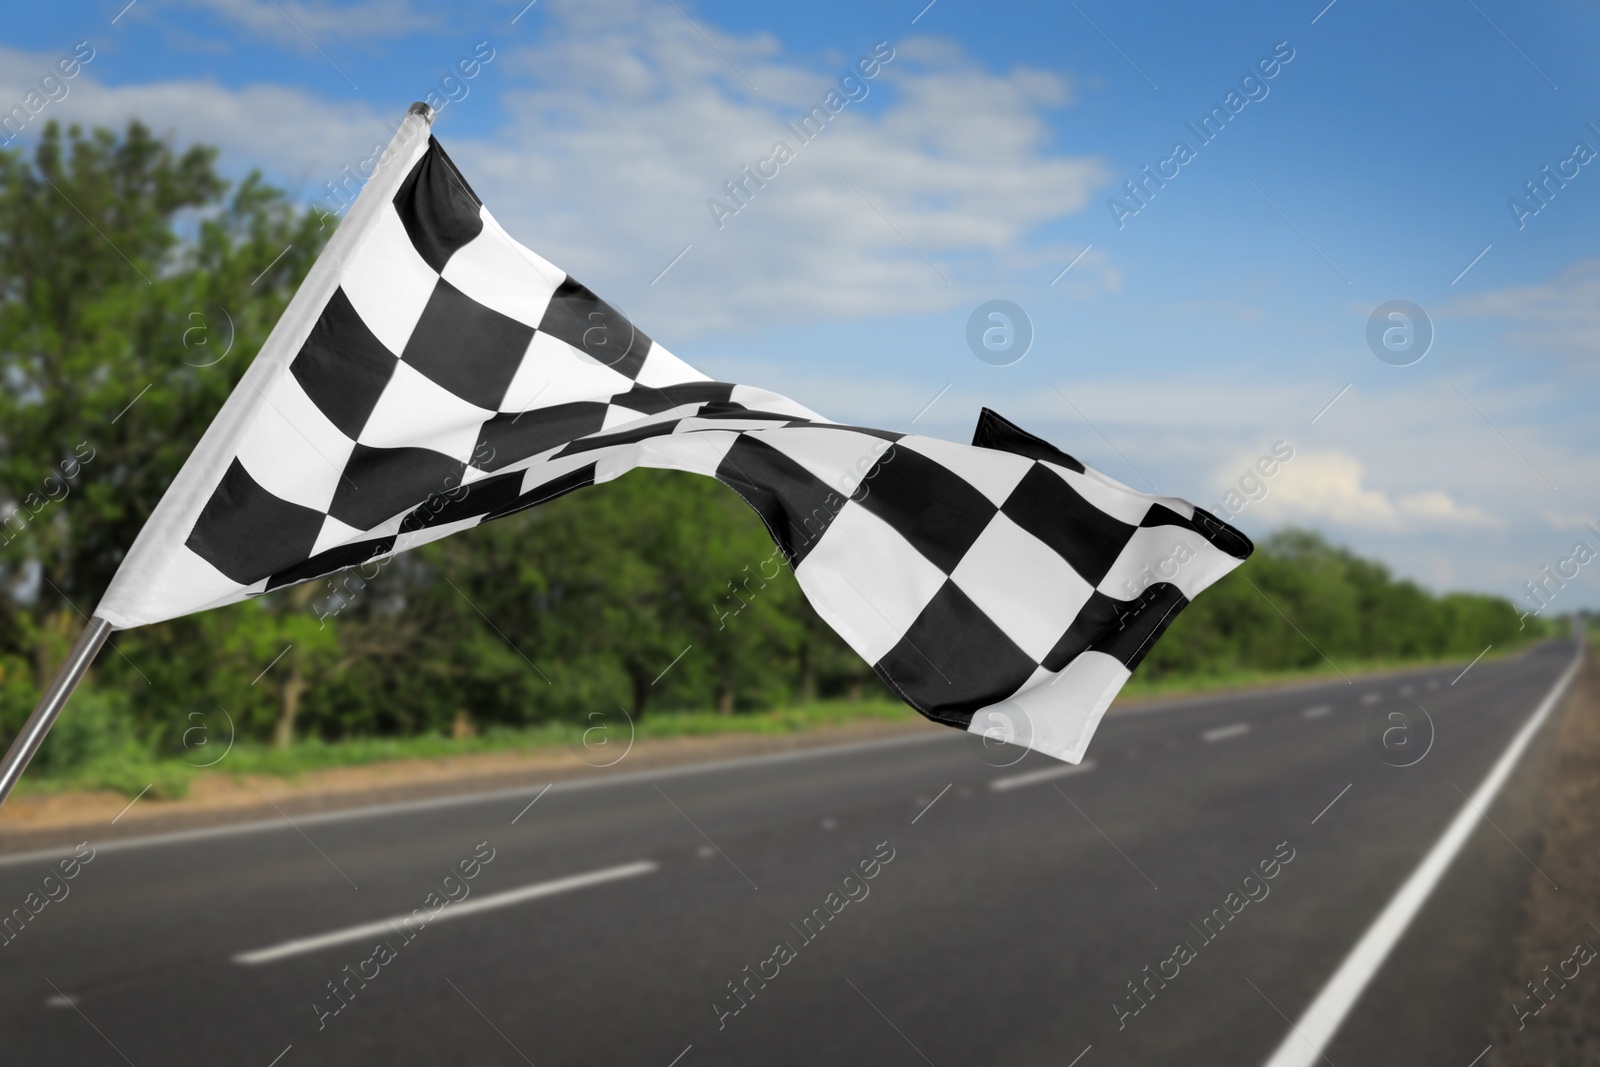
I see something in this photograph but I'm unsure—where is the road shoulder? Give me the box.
[1487,647,1600,1061]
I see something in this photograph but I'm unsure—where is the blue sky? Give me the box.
[5,0,1599,613]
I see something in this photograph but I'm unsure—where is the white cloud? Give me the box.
[1451,259,1600,368]
[446,0,1110,335]
[157,0,436,43]
[13,0,1110,336]
[1250,451,1501,532]
[1542,509,1600,533]
[0,43,395,203]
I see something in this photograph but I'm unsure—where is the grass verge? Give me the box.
[1118,643,1521,701]
[14,643,1535,800]
[14,699,917,800]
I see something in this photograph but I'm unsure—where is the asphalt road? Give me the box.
[0,639,1580,1066]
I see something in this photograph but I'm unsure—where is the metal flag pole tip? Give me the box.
[408,101,437,124]
[0,617,113,807]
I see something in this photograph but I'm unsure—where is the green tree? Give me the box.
[0,120,325,736]
[1144,529,1528,680]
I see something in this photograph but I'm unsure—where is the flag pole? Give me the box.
[0,618,113,808]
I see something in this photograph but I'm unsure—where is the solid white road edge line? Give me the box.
[1259,645,1583,1067]
[233,860,659,965]
[990,760,1097,792]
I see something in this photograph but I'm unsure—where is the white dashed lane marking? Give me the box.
[232,861,659,965]
[990,760,1097,792]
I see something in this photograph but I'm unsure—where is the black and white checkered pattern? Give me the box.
[97,126,1252,764]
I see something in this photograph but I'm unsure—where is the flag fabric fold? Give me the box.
[95,110,1252,764]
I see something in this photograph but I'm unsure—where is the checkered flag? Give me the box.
[96,108,1252,764]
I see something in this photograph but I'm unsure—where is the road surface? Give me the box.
[0,639,1579,1066]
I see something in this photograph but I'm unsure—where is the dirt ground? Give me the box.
[0,717,927,852]
[1487,650,1600,1063]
